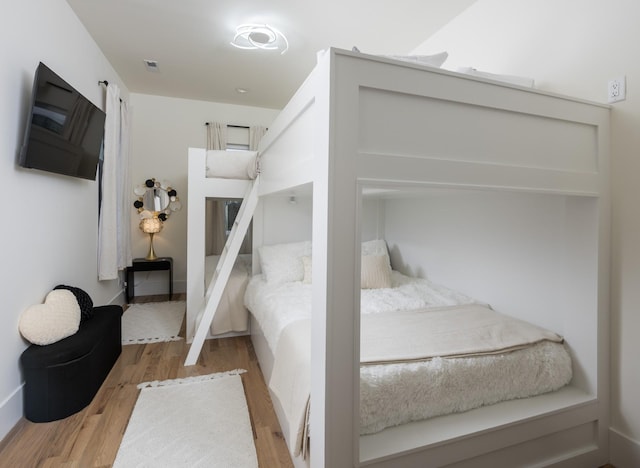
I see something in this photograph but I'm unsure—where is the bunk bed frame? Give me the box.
[186,48,610,467]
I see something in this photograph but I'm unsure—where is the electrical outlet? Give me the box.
[608,76,626,103]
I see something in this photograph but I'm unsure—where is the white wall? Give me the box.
[256,195,383,248]
[0,0,127,441]
[128,93,279,296]
[259,194,313,247]
[413,1,640,465]
[383,190,600,394]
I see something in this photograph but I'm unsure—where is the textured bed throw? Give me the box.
[114,370,257,467]
[269,304,570,458]
[360,303,564,364]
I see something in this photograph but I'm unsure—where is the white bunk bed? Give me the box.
[187,48,610,468]
[186,151,256,342]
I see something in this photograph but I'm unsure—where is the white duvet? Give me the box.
[245,271,476,353]
[244,271,572,455]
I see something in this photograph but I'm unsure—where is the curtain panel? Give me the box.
[98,84,132,280]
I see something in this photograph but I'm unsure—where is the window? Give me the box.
[225,200,241,235]
[226,143,250,151]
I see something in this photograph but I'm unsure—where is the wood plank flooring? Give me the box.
[0,294,293,468]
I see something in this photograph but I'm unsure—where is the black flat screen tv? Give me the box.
[19,62,106,180]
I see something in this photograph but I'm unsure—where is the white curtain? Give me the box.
[206,122,227,151]
[117,100,132,270]
[98,84,132,280]
[249,125,267,151]
[205,122,228,255]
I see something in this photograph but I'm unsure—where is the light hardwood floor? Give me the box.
[0,294,293,468]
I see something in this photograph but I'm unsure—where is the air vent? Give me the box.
[143,59,160,72]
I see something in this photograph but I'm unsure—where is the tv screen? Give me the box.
[19,62,106,180]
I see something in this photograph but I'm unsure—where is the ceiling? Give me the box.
[66,0,475,109]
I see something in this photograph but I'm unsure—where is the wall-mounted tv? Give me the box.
[19,62,106,180]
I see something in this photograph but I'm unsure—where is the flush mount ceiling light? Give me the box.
[231,24,289,55]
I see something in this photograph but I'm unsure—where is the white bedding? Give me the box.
[245,270,476,353]
[244,271,573,457]
[204,254,252,334]
[205,149,259,179]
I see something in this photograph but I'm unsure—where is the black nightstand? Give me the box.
[126,257,173,302]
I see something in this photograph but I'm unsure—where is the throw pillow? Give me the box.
[259,241,312,284]
[19,289,81,345]
[361,255,392,289]
[54,284,94,322]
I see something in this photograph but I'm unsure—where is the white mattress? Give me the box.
[244,271,573,437]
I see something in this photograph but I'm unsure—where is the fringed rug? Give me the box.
[114,370,258,468]
[121,300,185,344]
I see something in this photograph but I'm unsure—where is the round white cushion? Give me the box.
[19,289,81,345]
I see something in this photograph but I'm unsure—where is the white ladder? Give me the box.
[184,175,260,366]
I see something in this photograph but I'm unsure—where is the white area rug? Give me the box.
[121,300,185,344]
[114,370,258,468]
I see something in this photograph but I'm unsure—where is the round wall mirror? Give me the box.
[142,187,170,212]
[133,178,181,221]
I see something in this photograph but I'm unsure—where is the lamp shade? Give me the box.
[140,217,163,234]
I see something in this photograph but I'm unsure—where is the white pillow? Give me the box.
[455,66,535,88]
[352,46,448,68]
[205,150,258,179]
[361,239,390,261]
[19,289,81,345]
[361,255,392,289]
[383,51,449,68]
[298,240,393,289]
[302,256,313,284]
[259,241,312,284]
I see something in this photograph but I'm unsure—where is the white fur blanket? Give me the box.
[269,304,570,458]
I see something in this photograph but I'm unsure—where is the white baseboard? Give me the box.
[0,384,23,444]
[610,427,640,468]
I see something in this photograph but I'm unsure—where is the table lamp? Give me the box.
[139,217,163,260]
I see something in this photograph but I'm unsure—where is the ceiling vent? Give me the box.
[143,59,160,72]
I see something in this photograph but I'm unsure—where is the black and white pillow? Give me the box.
[54,284,94,322]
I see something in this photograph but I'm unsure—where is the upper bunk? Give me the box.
[255,47,608,198]
[189,47,608,205]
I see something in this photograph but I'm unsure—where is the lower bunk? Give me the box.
[244,239,599,467]
[251,316,598,468]
[202,253,252,336]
